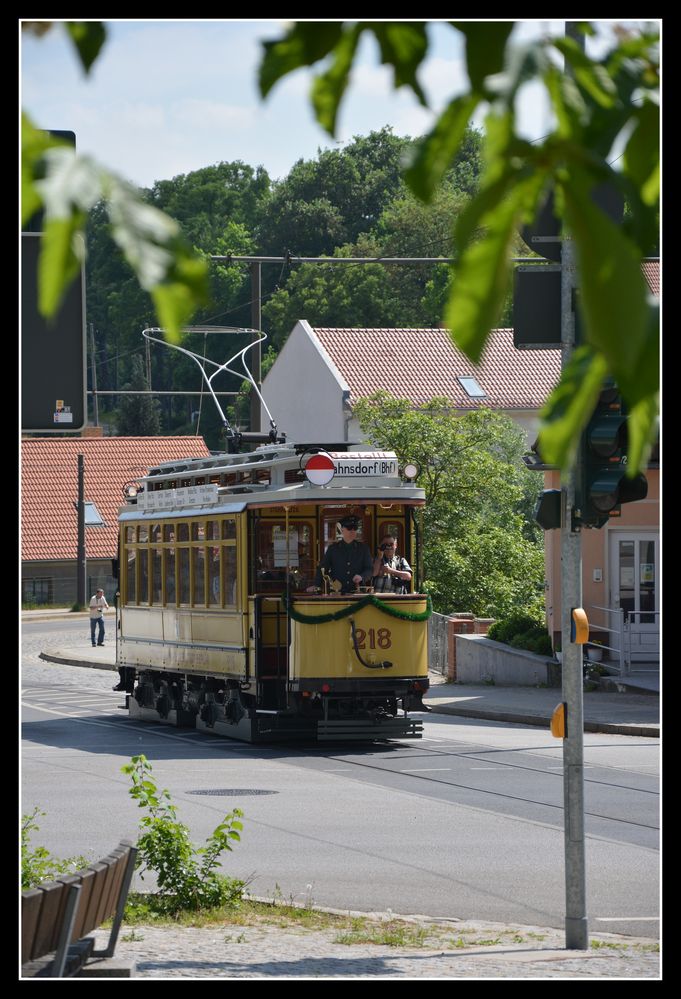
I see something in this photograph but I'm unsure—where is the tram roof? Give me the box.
[124,442,425,515]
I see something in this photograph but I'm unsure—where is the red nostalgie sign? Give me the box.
[304,452,335,486]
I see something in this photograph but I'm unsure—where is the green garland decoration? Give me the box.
[284,593,432,625]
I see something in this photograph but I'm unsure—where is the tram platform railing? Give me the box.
[428,612,450,676]
[586,605,660,676]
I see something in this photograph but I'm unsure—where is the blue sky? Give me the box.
[21,20,657,191]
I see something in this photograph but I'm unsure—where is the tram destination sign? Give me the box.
[137,483,219,511]
[329,452,399,478]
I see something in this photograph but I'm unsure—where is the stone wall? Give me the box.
[454,633,560,687]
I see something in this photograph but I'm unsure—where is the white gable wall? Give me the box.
[261,321,350,444]
[262,322,547,448]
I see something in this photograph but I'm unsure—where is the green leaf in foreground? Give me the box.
[537,346,609,471]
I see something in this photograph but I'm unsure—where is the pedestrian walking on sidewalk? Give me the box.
[89,588,109,647]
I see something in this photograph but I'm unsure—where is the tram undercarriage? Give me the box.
[124,668,425,743]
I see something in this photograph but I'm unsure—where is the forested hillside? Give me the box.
[85,125,496,444]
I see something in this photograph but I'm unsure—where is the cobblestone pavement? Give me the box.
[92,918,660,979]
[23,629,662,980]
[22,628,116,691]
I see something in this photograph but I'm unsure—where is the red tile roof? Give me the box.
[21,437,211,563]
[642,260,659,297]
[312,327,561,410]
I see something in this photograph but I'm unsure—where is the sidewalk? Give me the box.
[36,629,659,737]
[85,912,660,979]
[426,672,659,738]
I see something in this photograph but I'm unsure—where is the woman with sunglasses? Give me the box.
[372,534,412,594]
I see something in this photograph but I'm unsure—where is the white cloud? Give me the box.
[21,19,658,189]
[171,100,254,131]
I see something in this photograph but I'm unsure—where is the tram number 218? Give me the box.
[354,627,392,649]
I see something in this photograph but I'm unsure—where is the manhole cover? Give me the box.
[187,789,278,796]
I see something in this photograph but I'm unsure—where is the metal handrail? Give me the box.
[586,604,660,675]
[622,610,660,673]
[586,604,626,674]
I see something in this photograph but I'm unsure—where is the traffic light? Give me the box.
[534,489,562,530]
[576,383,648,528]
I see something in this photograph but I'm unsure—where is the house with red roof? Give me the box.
[261,322,561,447]
[261,307,659,667]
[21,435,211,606]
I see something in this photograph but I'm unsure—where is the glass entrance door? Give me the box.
[609,533,659,661]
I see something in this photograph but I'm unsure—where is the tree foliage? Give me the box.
[23,20,658,470]
[262,182,479,346]
[257,128,416,254]
[259,20,660,473]
[115,354,162,436]
[354,392,545,617]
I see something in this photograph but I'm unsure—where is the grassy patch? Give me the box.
[334,920,430,948]
[123,894,350,932]
[120,895,657,956]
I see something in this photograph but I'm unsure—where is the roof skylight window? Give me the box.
[84,501,106,526]
[457,376,486,398]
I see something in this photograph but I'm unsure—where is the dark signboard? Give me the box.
[21,236,87,432]
[21,129,86,432]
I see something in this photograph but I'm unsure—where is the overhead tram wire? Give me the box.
[88,240,544,407]
[212,250,542,268]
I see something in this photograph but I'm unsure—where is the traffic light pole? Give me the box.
[560,167,589,949]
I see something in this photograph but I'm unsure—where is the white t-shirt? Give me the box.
[89,594,109,619]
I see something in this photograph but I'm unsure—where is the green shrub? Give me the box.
[122,754,245,915]
[22,808,89,889]
[509,630,553,655]
[488,611,552,656]
[487,612,542,645]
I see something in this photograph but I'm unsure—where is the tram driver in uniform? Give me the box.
[307,515,373,594]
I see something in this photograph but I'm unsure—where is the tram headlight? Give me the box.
[122,480,144,500]
[402,462,420,481]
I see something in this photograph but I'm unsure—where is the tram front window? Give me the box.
[256,522,313,592]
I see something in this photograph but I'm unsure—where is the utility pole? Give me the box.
[250,261,262,433]
[145,335,152,390]
[560,21,588,952]
[76,454,86,608]
[89,323,99,427]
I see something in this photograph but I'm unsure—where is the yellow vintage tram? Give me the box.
[115,328,431,742]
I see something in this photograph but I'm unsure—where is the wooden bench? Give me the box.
[21,840,137,978]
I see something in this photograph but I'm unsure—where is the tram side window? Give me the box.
[178,548,190,604]
[126,547,136,603]
[165,547,176,604]
[138,548,149,604]
[208,546,220,605]
[152,549,162,604]
[222,545,237,606]
[193,547,206,605]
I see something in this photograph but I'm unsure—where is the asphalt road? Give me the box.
[21,621,660,940]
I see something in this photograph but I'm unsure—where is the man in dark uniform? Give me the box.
[309,515,373,593]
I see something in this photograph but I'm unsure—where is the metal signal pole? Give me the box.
[560,21,588,952]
